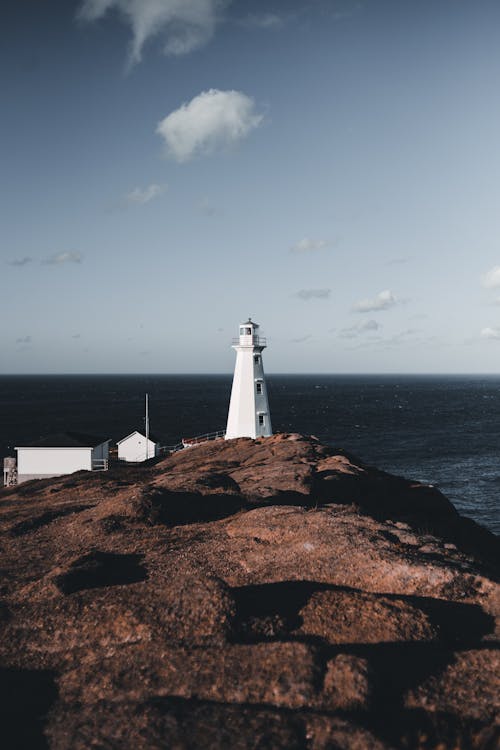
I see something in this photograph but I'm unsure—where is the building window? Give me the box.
[245,327,252,335]
[258,415,265,426]
[254,355,260,364]
[256,382,262,394]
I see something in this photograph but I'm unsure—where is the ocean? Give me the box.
[0,374,499,534]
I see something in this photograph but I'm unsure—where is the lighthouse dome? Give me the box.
[239,318,259,336]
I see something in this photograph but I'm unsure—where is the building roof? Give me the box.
[241,317,259,328]
[116,430,162,445]
[16,432,111,449]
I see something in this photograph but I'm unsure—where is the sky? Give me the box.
[2,0,500,374]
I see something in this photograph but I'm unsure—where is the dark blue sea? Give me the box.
[0,375,499,535]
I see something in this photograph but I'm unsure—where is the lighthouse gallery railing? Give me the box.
[232,336,267,346]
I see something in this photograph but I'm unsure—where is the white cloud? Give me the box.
[480,327,500,340]
[126,183,166,204]
[78,0,226,65]
[156,89,263,162]
[290,237,328,254]
[43,252,82,265]
[290,334,312,343]
[339,319,381,338]
[8,256,33,266]
[353,289,397,313]
[295,288,331,301]
[481,265,500,289]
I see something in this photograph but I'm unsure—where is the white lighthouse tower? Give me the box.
[225,318,272,440]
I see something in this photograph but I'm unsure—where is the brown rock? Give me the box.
[0,433,498,749]
[58,641,319,709]
[405,648,500,721]
[320,654,372,711]
[298,589,437,644]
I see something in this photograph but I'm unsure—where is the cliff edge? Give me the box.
[0,434,498,749]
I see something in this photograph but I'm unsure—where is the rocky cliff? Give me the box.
[0,434,498,749]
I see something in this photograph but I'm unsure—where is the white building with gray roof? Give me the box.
[14,432,110,484]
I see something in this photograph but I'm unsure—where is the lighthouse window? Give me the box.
[245,327,252,335]
[256,382,263,394]
[254,355,260,364]
[258,415,265,426]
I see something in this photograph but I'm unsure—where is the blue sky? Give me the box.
[2,0,500,373]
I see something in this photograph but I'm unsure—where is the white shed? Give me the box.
[116,430,161,463]
[15,432,110,484]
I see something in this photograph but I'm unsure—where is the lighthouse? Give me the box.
[225,318,272,440]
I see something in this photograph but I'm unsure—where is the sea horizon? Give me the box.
[1,373,499,535]
[2,372,500,377]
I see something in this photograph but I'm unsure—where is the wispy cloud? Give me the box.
[8,256,33,267]
[290,334,312,343]
[343,328,432,351]
[157,89,263,162]
[237,3,360,31]
[480,326,500,340]
[16,335,32,345]
[382,328,420,346]
[295,288,331,301]
[199,195,216,216]
[42,252,82,265]
[324,3,363,23]
[290,237,328,254]
[353,289,397,313]
[481,265,500,289]
[339,319,380,338]
[238,13,284,29]
[78,0,226,66]
[126,183,166,205]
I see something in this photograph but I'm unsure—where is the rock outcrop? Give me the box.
[0,434,498,749]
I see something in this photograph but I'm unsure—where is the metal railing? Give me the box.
[156,430,226,456]
[92,458,109,471]
[3,468,18,487]
[232,336,267,346]
[159,443,184,455]
[181,430,226,447]
[3,457,17,487]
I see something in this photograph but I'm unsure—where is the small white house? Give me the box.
[117,430,161,463]
[15,432,111,484]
